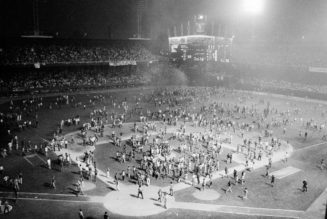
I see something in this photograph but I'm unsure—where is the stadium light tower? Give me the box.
[242,0,265,15]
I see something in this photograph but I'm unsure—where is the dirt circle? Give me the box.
[192,189,221,201]
[102,185,175,216]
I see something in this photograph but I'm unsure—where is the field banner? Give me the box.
[308,66,327,74]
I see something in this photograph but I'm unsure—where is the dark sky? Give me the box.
[1,0,326,41]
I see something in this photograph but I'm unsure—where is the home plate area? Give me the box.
[269,166,301,179]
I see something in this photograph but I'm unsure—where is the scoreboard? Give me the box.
[169,35,232,62]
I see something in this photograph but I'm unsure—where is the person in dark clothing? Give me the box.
[271,175,275,187]
[302,180,308,192]
[137,185,144,199]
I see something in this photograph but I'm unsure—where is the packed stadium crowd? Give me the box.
[0,66,156,97]
[1,66,327,102]
[0,42,156,66]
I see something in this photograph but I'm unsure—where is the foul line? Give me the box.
[23,157,35,167]
[0,196,100,203]
[295,141,327,152]
[0,191,78,197]
[172,202,303,219]
[35,154,47,164]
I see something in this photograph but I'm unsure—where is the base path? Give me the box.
[303,187,327,219]
[173,202,304,219]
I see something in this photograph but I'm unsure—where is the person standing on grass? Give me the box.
[235,172,239,185]
[265,166,270,178]
[79,209,84,219]
[201,177,206,191]
[76,183,83,197]
[169,182,174,196]
[241,171,245,185]
[242,187,248,200]
[302,180,308,192]
[226,180,232,193]
[14,177,20,201]
[158,188,163,202]
[224,166,228,178]
[47,158,51,169]
[283,152,288,163]
[163,192,168,209]
[121,170,126,181]
[51,176,56,189]
[3,200,10,214]
[137,185,144,199]
[115,178,119,191]
[127,166,131,178]
[271,175,275,187]
[192,174,196,186]
[207,173,213,188]
[114,172,119,183]
[94,168,98,182]
[233,169,237,183]
[106,167,110,178]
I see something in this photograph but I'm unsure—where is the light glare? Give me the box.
[243,0,264,15]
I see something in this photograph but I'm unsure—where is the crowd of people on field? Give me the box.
[70,86,327,202]
[0,84,326,215]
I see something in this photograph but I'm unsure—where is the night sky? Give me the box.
[1,0,326,41]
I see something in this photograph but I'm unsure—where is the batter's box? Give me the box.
[269,166,301,179]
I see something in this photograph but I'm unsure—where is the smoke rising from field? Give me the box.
[141,63,189,87]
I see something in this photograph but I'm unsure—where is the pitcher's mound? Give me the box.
[193,189,221,201]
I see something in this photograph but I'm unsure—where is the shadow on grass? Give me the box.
[43,182,52,188]
[71,171,80,175]
[68,187,78,196]
[130,194,138,198]
[109,156,117,161]
[40,164,49,169]
[154,203,163,207]
[106,186,115,191]
[265,182,273,187]
[128,179,137,184]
